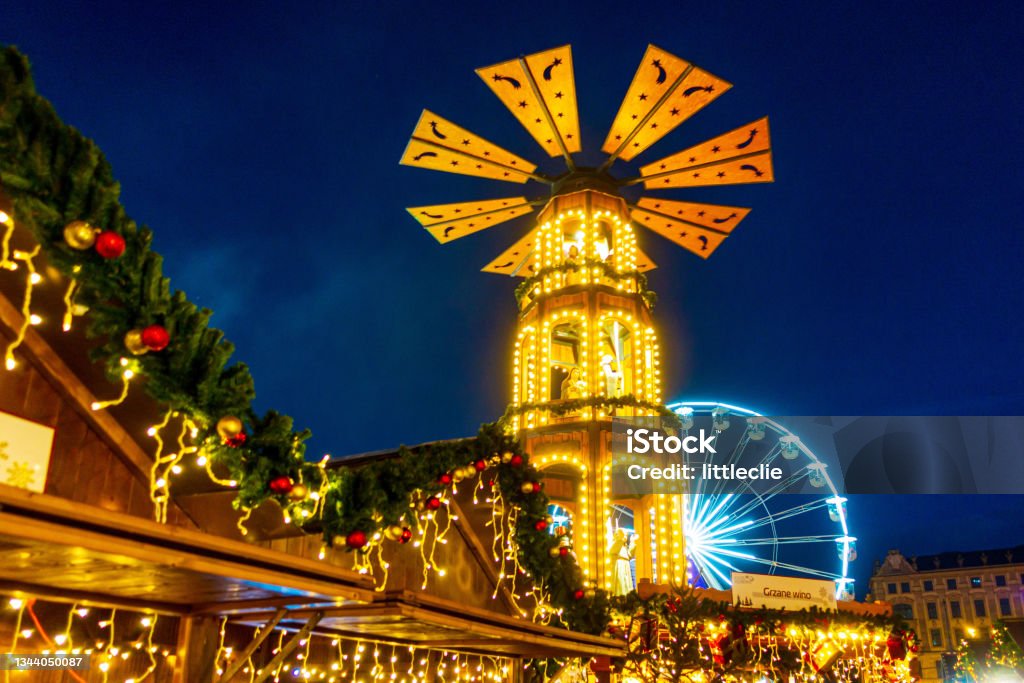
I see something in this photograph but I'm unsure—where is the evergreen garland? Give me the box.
[514,259,659,310]
[502,394,683,430]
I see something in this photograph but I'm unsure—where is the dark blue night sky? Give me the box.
[3,0,1023,595]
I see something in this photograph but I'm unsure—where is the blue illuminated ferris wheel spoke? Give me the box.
[732,498,832,533]
[708,546,842,580]
[716,535,839,547]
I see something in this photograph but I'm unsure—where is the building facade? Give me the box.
[869,546,1024,682]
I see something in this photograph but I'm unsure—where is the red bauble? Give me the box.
[346,530,367,549]
[399,528,413,544]
[225,433,247,448]
[438,473,453,485]
[558,546,569,557]
[531,482,541,493]
[667,601,678,613]
[269,476,293,494]
[425,495,442,510]
[573,589,585,600]
[95,231,126,259]
[474,459,487,471]
[140,324,170,352]
[534,520,548,531]
[509,454,524,467]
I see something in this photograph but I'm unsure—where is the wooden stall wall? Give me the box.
[0,324,195,528]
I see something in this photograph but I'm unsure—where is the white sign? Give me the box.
[731,572,837,611]
[0,411,55,493]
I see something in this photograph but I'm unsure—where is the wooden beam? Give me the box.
[181,614,222,683]
[0,484,376,600]
[253,611,323,683]
[218,608,288,682]
[0,578,186,615]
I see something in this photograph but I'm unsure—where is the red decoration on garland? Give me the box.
[559,546,569,557]
[94,231,126,259]
[473,459,487,471]
[573,589,585,600]
[438,473,453,485]
[425,495,442,510]
[509,454,523,467]
[225,433,246,448]
[268,476,294,494]
[140,324,170,352]
[534,520,548,531]
[346,530,367,549]
[399,527,413,543]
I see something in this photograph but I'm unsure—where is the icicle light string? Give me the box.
[2,245,41,371]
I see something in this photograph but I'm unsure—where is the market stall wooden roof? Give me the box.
[0,483,376,614]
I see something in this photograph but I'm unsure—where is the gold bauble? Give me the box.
[124,329,149,355]
[549,547,562,558]
[462,465,477,478]
[332,535,347,548]
[63,220,97,250]
[521,481,538,494]
[501,451,514,463]
[288,484,309,501]
[216,415,244,441]
[584,589,597,599]
[452,469,466,483]
[383,524,404,541]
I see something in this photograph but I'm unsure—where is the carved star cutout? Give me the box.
[670,108,680,116]
[638,93,648,101]
[461,139,471,146]
[717,171,725,178]
[711,145,720,153]
[518,100,528,108]
[555,91,564,99]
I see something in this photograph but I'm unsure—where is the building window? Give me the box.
[947,578,957,590]
[887,582,898,594]
[930,629,942,648]
[999,598,1011,616]
[923,580,934,592]
[893,603,914,620]
[974,599,986,617]
[950,600,962,618]
[954,628,963,643]
[995,575,1006,587]
[970,576,982,588]
[900,582,911,593]
[927,602,938,620]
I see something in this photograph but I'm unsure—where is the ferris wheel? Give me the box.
[664,401,857,599]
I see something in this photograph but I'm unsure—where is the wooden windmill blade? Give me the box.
[400,110,541,184]
[481,228,540,277]
[601,45,731,165]
[406,197,537,244]
[476,45,581,164]
[633,197,751,234]
[638,117,773,188]
[634,245,658,272]
[630,202,734,259]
